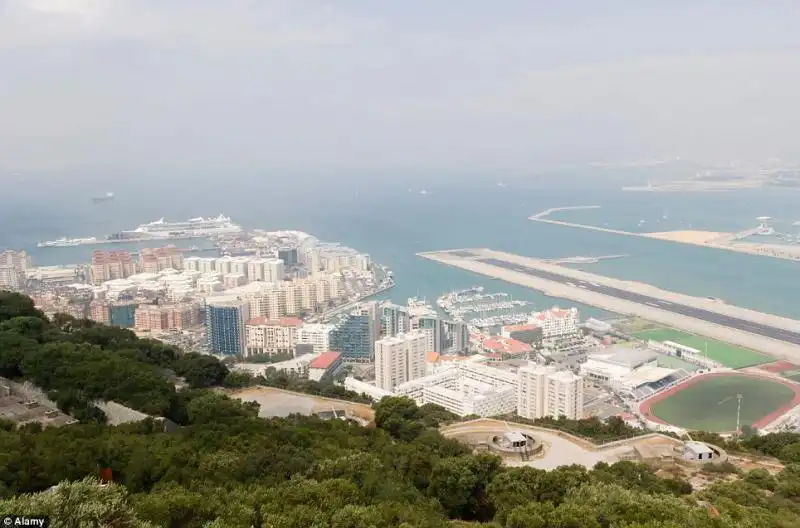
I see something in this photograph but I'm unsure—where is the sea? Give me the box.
[3,172,800,320]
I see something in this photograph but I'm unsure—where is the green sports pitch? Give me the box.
[632,327,770,369]
[648,375,797,432]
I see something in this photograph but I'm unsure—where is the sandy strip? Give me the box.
[645,230,730,244]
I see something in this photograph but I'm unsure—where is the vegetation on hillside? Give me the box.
[1,291,800,527]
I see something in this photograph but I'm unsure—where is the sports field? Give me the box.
[633,327,770,369]
[643,374,799,432]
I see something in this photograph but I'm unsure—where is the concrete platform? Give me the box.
[418,248,800,362]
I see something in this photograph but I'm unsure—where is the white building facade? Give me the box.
[374,331,428,391]
[517,364,584,420]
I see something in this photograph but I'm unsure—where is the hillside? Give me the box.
[0,291,799,527]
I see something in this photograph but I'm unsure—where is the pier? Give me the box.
[529,207,800,262]
[418,248,800,362]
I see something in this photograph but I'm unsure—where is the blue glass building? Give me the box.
[329,312,373,363]
[109,302,137,328]
[205,297,249,356]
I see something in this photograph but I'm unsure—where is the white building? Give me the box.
[517,364,584,420]
[394,361,517,417]
[374,331,428,391]
[344,377,392,401]
[529,307,579,339]
[0,250,30,291]
[244,316,303,357]
[296,323,335,354]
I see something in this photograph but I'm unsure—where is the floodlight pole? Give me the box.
[736,394,743,439]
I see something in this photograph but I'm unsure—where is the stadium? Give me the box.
[638,372,800,433]
[580,347,692,402]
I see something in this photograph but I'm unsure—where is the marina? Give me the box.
[437,286,534,329]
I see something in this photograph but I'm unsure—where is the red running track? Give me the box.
[759,360,798,373]
[639,372,800,430]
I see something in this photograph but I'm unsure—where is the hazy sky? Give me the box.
[2,1,800,173]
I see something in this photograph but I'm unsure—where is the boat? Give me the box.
[92,192,114,203]
[121,214,243,238]
[37,214,243,247]
[37,237,98,248]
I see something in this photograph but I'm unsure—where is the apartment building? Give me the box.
[244,316,302,356]
[374,330,428,391]
[517,364,584,420]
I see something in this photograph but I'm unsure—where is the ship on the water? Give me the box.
[92,192,114,203]
[37,214,242,247]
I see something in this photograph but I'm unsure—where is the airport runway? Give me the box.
[419,248,800,360]
[479,257,800,346]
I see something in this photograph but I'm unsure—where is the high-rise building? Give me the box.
[244,316,302,356]
[205,296,249,356]
[0,250,31,270]
[442,320,469,354]
[380,302,410,337]
[138,245,184,274]
[278,247,298,267]
[0,250,31,291]
[517,364,584,420]
[134,302,202,332]
[91,250,136,285]
[89,300,111,324]
[0,267,23,291]
[329,312,374,363]
[109,302,138,328]
[374,330,428,391]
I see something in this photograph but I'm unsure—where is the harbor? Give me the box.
[419,248,800,361]
[437,286,534,329]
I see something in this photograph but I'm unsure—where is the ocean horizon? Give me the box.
[3,176,800,320]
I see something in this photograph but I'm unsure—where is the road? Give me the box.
[480,257,800,346]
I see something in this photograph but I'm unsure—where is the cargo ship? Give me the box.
[92,192,114,203]
[37,214,242,247]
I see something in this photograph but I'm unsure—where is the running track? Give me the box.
[639,373,800,430]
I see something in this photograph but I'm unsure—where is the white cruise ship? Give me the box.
[122,214,243,238]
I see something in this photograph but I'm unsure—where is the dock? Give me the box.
[418,248,800,362]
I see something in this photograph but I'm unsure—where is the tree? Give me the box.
[0,477,155,527]
[0,292,45,323]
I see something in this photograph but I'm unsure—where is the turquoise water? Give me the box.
[4,180,800,320]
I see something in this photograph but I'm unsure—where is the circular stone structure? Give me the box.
[640,373,800,433]
[488,431,543,458]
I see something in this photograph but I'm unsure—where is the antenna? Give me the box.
[736,394,743,438]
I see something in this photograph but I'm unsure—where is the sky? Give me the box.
[2,1,800,176]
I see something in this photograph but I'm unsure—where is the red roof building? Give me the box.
[480,337,533,356]
[308,351,344,381]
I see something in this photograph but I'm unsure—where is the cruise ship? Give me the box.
[37,214,242,247]
[118,214,243,238]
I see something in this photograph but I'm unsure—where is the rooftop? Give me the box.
[589,346,657,369]
[532,306,577,321]
[247,316,303,327]
[482,337,533,355]
[503,323,541,333]
[309,351,342,370]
